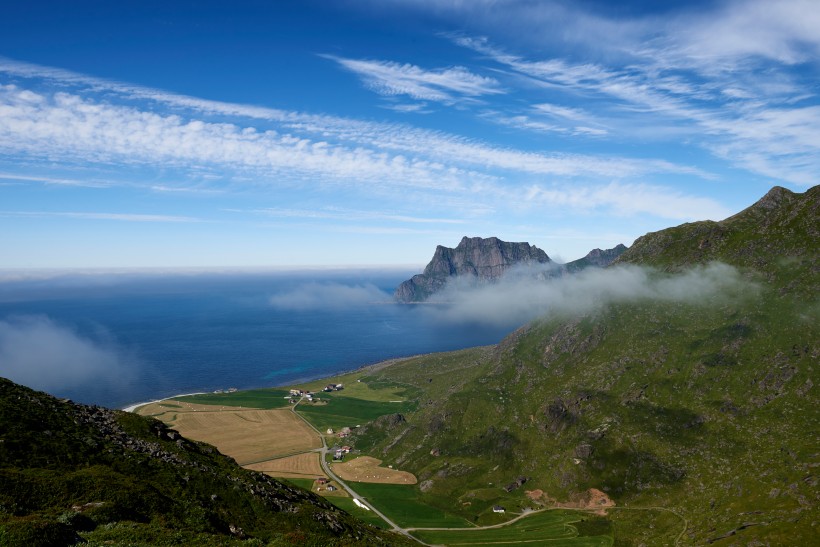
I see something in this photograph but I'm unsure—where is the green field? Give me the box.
[174,389,292,409]
[281,477,315,490]
[410,510,613,546]
[296,393,417,431]
[295,372,420,403]
[326,496,389,529]
[350,482,474,529]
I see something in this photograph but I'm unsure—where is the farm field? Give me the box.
[332,456,417,484]
[135,399,249,416]
[409,510,613,546]
[350,482,474,529]
[295,393,416,431]
[244,452,325,480]
[137,405,320,465]
[175,389,292,409]
[294,370,420,403]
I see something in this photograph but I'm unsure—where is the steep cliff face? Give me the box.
[394,236,552,302]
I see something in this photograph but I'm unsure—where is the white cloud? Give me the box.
[323,54,503,103]
[1,211,202,223]
[0,57,727,225]
[0,70,718,210]
[668,0,820,67]
[424,261,753,328]
[0,172,111,188]
[249,207,466,224]
[0,84,480,192]
[521,182,731,221]
[452,34,820,186]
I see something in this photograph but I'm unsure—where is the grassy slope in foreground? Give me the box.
[0,378,415,547]
[347,186,819,545]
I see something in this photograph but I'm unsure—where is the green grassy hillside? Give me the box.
[0,379,414,546]
[350,186,819,545]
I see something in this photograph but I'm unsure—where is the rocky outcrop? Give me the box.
[395,236,553,302]
[563,244,628,273]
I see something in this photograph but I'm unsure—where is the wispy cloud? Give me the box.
[0,56,728,227]
[452,31,820,186]
[0,59,712,180]
[0,62,720,217]
[520,182,731,220]
[1,211,202,223]
[0,84,481,192]
[322,54,503,104]
[247,207,466,224]
[0,172,111,188]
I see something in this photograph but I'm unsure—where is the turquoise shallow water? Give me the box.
[0,270,511,408]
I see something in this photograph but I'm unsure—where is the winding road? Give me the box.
[290,398,419,541]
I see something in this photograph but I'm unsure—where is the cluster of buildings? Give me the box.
[286,388,324,403]
[285,383,343,403]
[332,445,352,461]
[314,477,337,492]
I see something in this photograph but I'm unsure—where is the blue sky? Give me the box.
[0,0,817,269]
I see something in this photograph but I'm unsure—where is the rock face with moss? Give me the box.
[394,236,553,302]
[0,378,413,546]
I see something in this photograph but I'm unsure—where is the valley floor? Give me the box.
[132,359,680,546]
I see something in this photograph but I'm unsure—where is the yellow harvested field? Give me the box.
[141,406,321,465]
[245,452,326,479]
[332,456,417,484]
[135,400,247,417]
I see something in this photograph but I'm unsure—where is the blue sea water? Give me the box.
[0,270,512,408]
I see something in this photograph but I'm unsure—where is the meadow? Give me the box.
[350,482,474,529]
[409,510,613,546]
[295,393,417,432]
[325,497,390,529]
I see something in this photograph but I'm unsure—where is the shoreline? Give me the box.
[121,391,207,413]
[120,345,496,413]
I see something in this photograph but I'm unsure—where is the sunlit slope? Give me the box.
[352,186,818,545]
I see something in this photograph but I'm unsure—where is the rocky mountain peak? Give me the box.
[396,236,552,302]
[754,185,794,210]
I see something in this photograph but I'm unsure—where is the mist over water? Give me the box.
[0,270,511,408]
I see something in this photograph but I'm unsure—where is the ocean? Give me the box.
[0,269,513,409]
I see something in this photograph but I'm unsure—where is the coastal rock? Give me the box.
[394,236,553,302]
[394,237,628,302]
